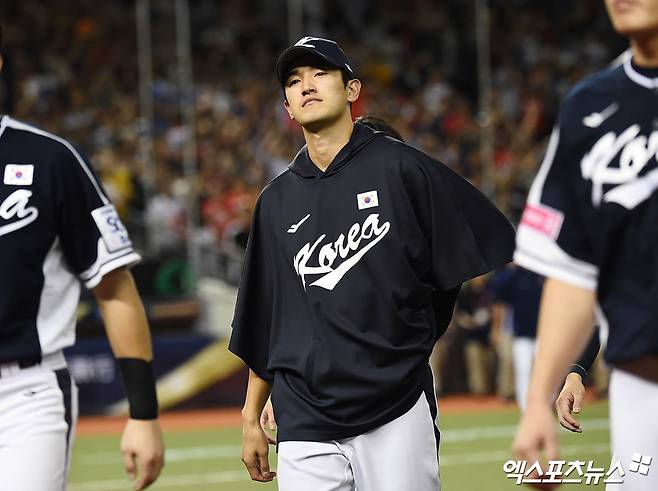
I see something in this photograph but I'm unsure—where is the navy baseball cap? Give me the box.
[276,36,355,87]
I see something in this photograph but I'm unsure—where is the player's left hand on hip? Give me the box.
[121,418,165,490]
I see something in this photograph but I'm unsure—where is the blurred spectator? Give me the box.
[146,173,186,257]
[490,296,515,402]
[490,265,544,410]
[454,276,495,395]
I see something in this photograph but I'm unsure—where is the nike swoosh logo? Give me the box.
[287,213,311,234]
[310,221,390,290]
[583,103,619,128]
[24,388,48,397]
[604,167,658,209]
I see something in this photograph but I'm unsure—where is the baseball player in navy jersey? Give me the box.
[229,36,515,490]
[0,26,164,490]
[512,1,658,489]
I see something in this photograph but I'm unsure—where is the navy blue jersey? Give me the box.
[515,52,658,364]
[490,267,544,339]
[0,116,139,364]
[229,122,515,442]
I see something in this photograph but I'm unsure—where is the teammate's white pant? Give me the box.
[606,369,658,491]
[0,352,77,491]
[512,336,536,411]
[277,392,440,491]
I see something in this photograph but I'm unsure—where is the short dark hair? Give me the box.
[356,116,404,142]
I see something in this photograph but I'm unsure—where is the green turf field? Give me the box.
[69,401,611,490]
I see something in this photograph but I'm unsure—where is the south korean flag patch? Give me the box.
[357,190,379,210]
[4,165,34,186]
[91,204,132,252]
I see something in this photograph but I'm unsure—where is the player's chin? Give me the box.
[611,18,658,36]
[299,113,336,131]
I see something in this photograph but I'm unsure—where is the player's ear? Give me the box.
[283,99,294,120]
[346,79,361,103]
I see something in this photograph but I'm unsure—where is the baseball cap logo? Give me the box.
[295,36,338,49]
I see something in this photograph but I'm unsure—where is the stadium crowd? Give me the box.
[0,0,617,397]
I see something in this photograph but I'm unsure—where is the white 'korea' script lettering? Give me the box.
[581,126,658,208]
[0,189,39,237]
[293,213,390,291]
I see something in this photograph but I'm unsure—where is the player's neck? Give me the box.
[302,115,354,172]
[630,32,658,67]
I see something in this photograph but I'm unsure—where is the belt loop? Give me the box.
[0,362,20,378]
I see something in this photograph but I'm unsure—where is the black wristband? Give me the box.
[116,358,159,420]
[569,363,588,379]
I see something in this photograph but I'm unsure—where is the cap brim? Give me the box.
[276,46,343,86]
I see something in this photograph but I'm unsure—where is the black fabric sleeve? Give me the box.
[401,152,516,291]
[228,197,275,383]
[570,328,600,378]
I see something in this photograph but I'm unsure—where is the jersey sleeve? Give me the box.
[402,152,516,291]
[228,196,274,383]
[54,143,140,289]
[514,111,599,290]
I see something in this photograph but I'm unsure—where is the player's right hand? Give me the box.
[242,421,276,482]
[512,402,560,490]
[120,418,165,491]
[260,397,277,445]
[555,373,586,433]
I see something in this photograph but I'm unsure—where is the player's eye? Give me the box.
[315,71,327,77]
[288,78,301,87]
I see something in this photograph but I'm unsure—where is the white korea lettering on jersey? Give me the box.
[0,189,39,237]
[581,125,658,208]
[293,213,391,291]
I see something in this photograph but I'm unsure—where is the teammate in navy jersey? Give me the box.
[512,1,658,489]
[0,26,163,490]
[229,36,515,490]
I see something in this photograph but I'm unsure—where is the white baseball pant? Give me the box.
[512,336,536,411]
[0,352,78,491]
[277,392,440,491]
[606,368,658,491]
